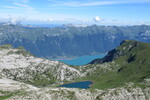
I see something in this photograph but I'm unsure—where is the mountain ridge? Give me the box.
[86,40,150,89]
[0,40,150,100]
[0,24,150,59]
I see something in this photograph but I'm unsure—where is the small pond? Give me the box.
[59,81,93,89]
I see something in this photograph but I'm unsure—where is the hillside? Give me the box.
[87,40,150,89]
[0,24,150,59]
[0,45,83,86]
[0,40,150,100]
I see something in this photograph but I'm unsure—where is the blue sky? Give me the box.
[0,0,150,25]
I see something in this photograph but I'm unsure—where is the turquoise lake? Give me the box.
[59,54,106,65]
[59,81,93,89]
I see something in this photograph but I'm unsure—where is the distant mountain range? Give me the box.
[0,24,150,59]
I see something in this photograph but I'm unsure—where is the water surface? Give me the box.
[60,54,106,65]
[59,81,93,89]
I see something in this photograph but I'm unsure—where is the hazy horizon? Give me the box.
[0,0,150,25]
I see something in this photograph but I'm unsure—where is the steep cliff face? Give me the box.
[0,25,150,59]
[91,40,149,64]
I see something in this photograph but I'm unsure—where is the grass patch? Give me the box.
[0,91,20,100]
[0,94,13,100]
[61,40,150,90]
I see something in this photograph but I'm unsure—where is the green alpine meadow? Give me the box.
[0,40,150,100]
[0,0,150,99]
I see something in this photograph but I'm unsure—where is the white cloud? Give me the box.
[48,18,53,21]
[94,16,101,22]
[11,18,20,25]
[3,6,19,9]
[13,2,32,8]
[42,18,53,22]
[3,2,32,9]
[12,0,30,3]
[2,1,35,11]
[8,17,25,25]
[10,2,38,14]
[58,0,150,7]
[22,0,30,3]
[112,20,118,22]
[64,1,119,7]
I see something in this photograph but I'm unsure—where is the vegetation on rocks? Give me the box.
[0,40,150,100]
[85,40,150,89]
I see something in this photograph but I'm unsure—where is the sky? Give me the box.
[0,0,150,25]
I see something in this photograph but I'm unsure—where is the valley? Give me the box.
[1,0,150,99]
[0,40,150,100]
[0,24,150,59]
[59,54,106,65]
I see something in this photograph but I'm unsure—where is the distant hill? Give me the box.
[88,40,150,89]
[0,40,150,100]
[0,24,150,59]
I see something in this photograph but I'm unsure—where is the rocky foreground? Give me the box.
[0,41,150,100]
[0,78,150,100]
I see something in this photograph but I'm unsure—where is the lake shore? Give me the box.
[57,54,106,65]
[59,80,94,89]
